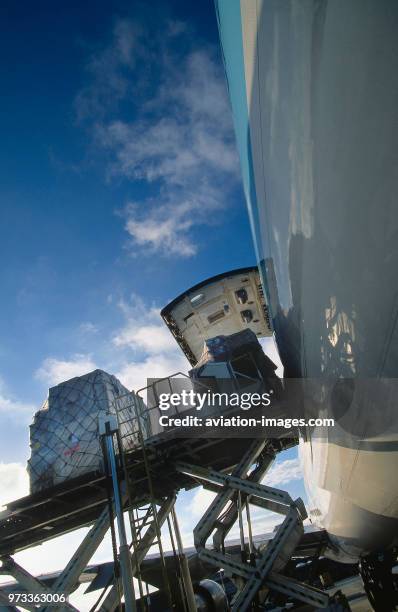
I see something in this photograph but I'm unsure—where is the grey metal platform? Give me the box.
[0,432,297,557]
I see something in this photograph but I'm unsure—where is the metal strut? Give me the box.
[0,506,110,612]
[98,495,176,612]
[212,441,276,553]
[118,391,176,610]
[99,415,136,612]
[175,439,330,611]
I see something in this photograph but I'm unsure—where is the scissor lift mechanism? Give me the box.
[0,373,336,611]
[176,440,329,611]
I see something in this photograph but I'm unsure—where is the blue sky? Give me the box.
[0,0,257,459]
[0,1,306,605]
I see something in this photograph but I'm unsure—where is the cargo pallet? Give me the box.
[0,375,340,611]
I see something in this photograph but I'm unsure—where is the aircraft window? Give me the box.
[241,309,253,323]
[235,288,248,304]
[208,310,225,324]
[190,293,205,307]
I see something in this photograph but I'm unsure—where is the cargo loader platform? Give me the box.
[0,428,296,557]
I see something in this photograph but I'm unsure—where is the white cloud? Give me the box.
[113,293,177,354]
[34,292,187,394]
[0,379,36,424]
[116,352,188,393]
[99,53,237,186]
[112,293,189,390]
[0,462,29,509]
[78,322,98,334]
[124,206,197,257]
[101,49,238,258]
[263,458,302,487]
[75,19,142,121]
[114,322,177,353]
[188,487,216,519]
[77,18,238,258]
[35,354,98,387]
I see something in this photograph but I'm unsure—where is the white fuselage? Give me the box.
[216,0,398,561]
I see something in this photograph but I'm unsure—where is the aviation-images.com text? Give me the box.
[157,390,335,429]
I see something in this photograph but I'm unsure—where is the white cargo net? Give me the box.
[27,369,148,493]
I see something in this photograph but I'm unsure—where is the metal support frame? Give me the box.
[42,508,110,610]
[175,443,330,611]
[0,587,20,612]
[170,506,197,612]
[212,443,276,553]
[99,415,136,612]
[0,494,178,612]
[0,507,110,612]
[0,432,331,611]
[0,375,306,612]
[98,495,176,612]
[186,439,267,550]
[0,556,57,611]
[117,388,176,610]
